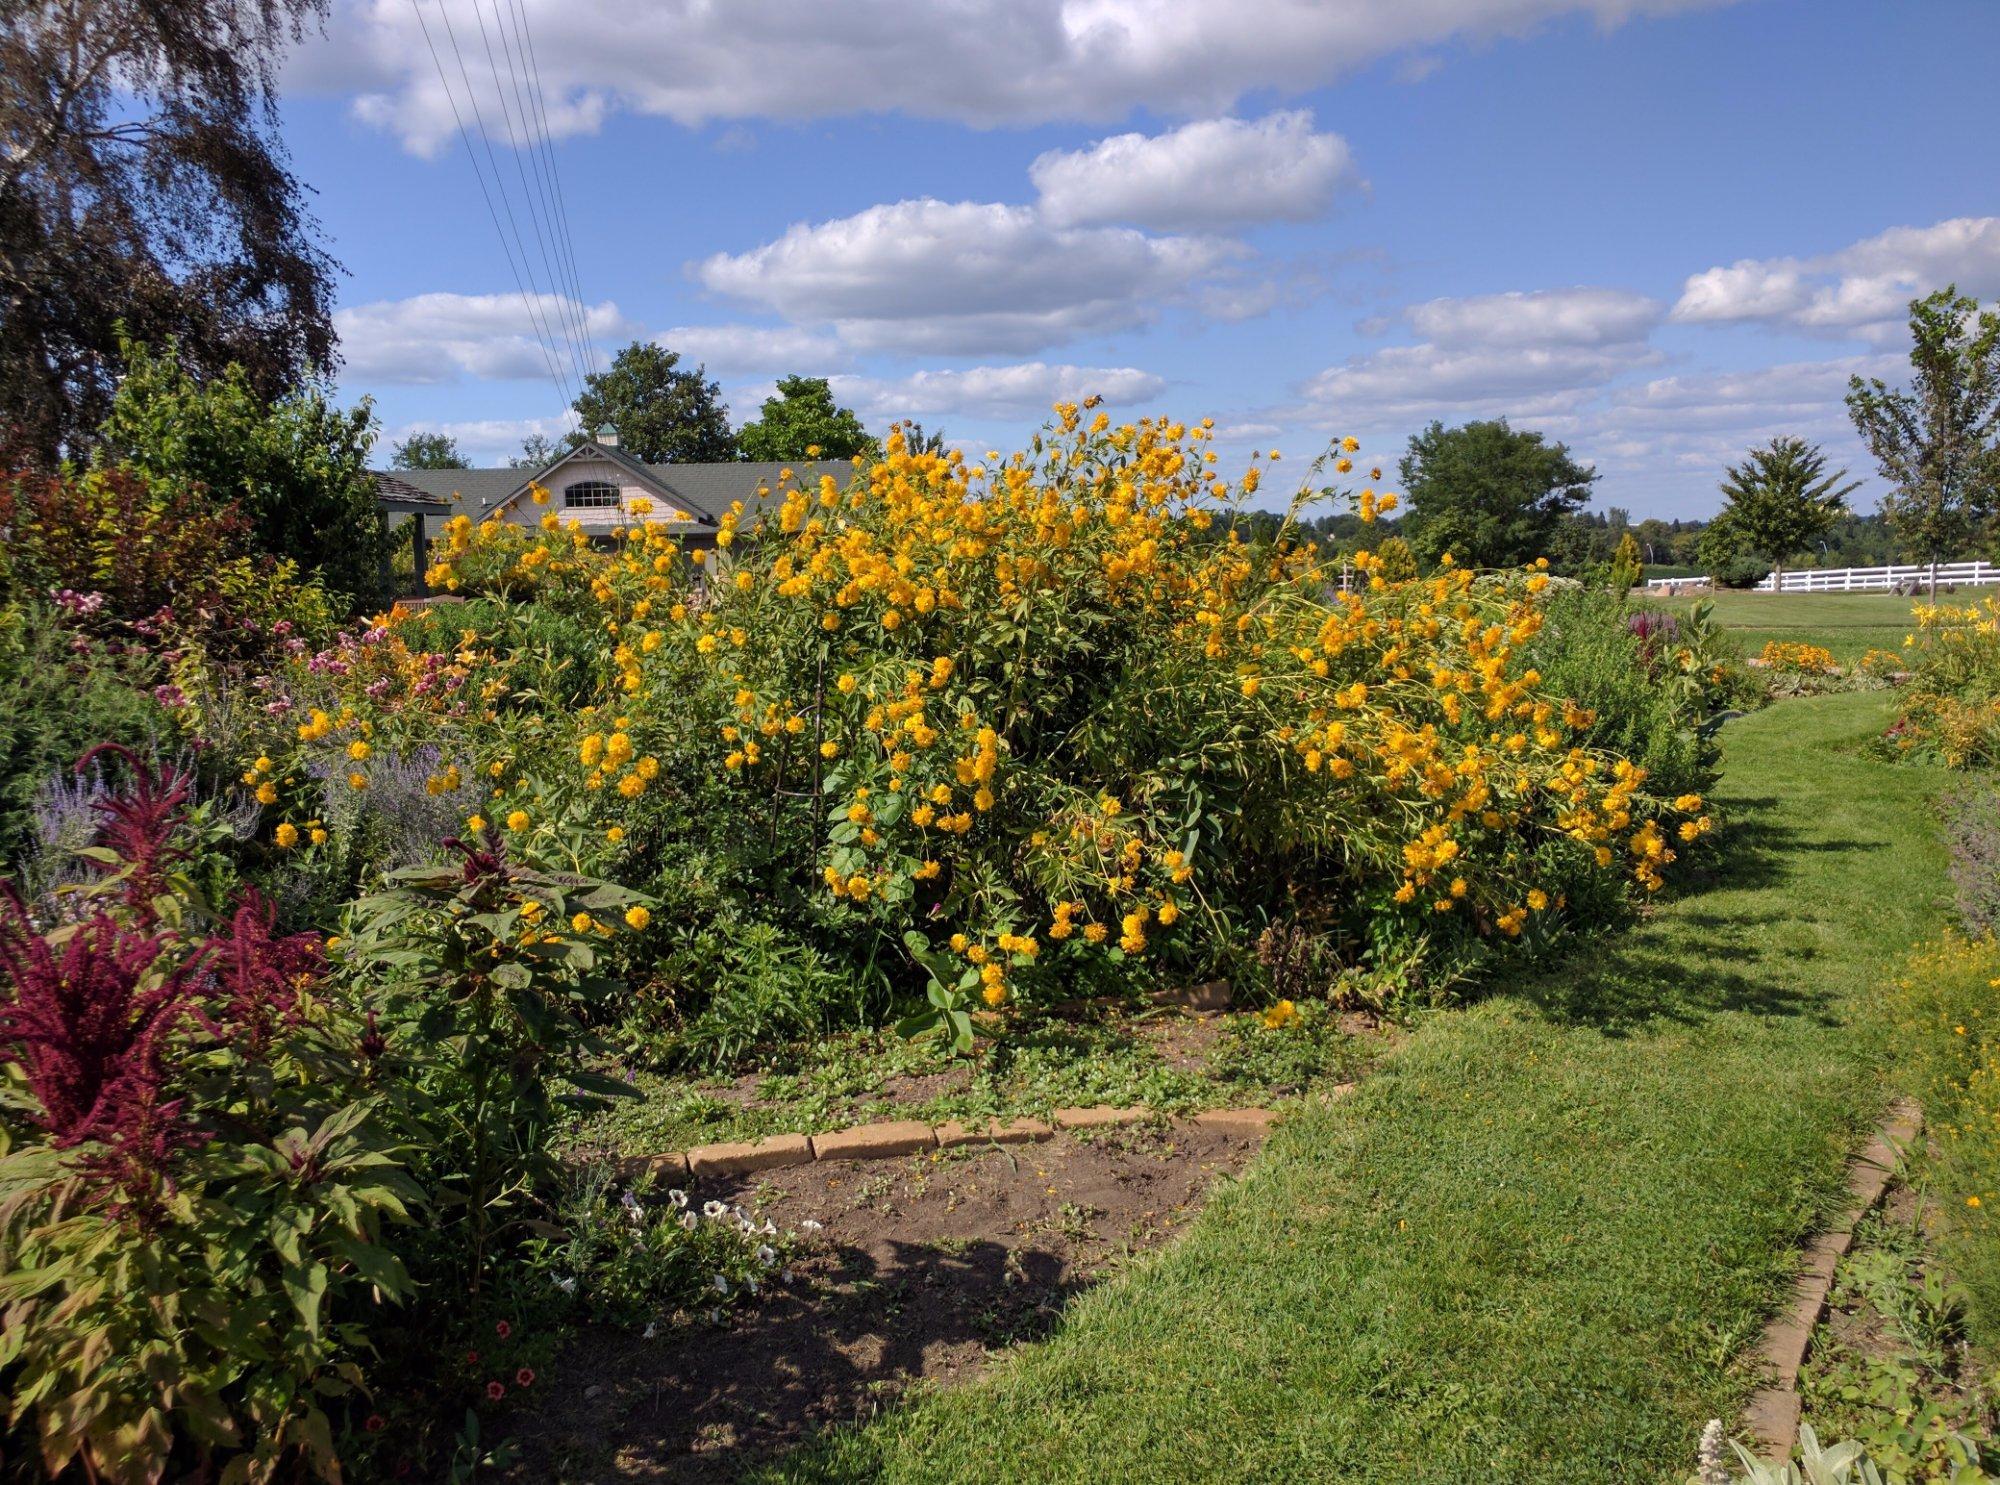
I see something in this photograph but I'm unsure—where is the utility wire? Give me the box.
[470,0,591,391]
[424,0,577,411]
[505,0,600,380]
[409,0,573,413]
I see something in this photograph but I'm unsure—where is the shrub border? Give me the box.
[1744,1097,1924,1459]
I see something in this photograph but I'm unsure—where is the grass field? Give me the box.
[1652,590,1921,665]
[755,692,1950,1483]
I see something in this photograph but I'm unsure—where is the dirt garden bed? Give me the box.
[504,1119,1271,1481]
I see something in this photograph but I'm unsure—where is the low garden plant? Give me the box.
[1883,598,2000,767]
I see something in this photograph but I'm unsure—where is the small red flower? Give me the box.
[494,1319,512,1339]
[364,1414,386,1434]
[515,1367,535,1388]
[464,1349,480,1366]
[485,1380,505,1401]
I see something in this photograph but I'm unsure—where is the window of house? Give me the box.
[564,480,620,509]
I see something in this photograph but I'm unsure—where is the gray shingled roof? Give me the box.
[372,451,855,526]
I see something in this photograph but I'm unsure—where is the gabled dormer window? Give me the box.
[564,480,620,510]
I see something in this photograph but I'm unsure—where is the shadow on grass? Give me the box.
[505,1235,1084,1484]
[1509,787,1872,1036]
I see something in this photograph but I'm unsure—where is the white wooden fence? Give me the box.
[1643,561,2000,594]
[1754,561,2000,593]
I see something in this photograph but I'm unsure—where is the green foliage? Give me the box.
[571,342,736,463]
[0,780,421,1483]
[93,339,386,606]
[1609,530,1645,598]
[0,606,165,866]
[736,375,879,462]
[526,1162,791,1330]
[1524,589,1723,804]
[1848,286,2000,570]
[1797,1208,1993,1485]
[1373,533,1419,582]
[1399,418,1597,569]
[1711,437,1860,582]
[340,844,647,1294]
[392,431,469,470]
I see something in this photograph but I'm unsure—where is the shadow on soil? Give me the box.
[506,1236,1077,1483]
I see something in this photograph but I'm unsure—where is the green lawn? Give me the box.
[1654,590,1921,665]
[756,692,1950,1483]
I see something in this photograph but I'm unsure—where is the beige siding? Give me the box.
[495,459,698,531]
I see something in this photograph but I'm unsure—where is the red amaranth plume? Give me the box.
[73,743,192,913]
[195,889,323,1054]
[0,888,204,1150]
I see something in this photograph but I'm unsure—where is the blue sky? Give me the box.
[282,0,2000,517]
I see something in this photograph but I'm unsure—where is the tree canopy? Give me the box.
[390,432,468,470]
[1847,285,2000,569]
[736,377,878,462]
[570,343,736,463]
[1710,436,1858,582]
[0,0,337,460]
[1397,419,1597,570]
[94,339,384,604]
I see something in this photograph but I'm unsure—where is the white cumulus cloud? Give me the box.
[1401,286,1663,347]
[694,199,1244,355]
[656,324,851,375]
[1672,217,2000,338]
[1030,111,1361,230]
[302,0,1736,154]
[832,362,1167,421]
[335,292,629,384]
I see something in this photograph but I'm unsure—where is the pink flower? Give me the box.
[485,1380,505,1401]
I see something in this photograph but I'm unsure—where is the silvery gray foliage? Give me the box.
[308,744,477,870]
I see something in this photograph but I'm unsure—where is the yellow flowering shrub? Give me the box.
[1759,640,1839,675]
[243,406,1706,1018]
[1886,598,2000,766]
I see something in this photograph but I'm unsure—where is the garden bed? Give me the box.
[569,1001,1381,1161]
[506,1120,1272,1481]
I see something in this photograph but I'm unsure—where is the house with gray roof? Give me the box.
[372,429,854,594]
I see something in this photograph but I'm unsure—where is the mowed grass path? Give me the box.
[1657,590,1920,665]
[761,693,1948,1483]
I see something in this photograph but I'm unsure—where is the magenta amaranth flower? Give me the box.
[194,890,322,1055]
[0,889,204,1152]
[72,745,191,914]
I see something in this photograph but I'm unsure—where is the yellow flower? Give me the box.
[347,740,371,762]
[255,781,279,806]
[309,827,328,846]
[467,814,487,833]
[606,826,626,843]
[274,822,299,849]
[624,905,651,931]
[571,912,593,933]
[507,810,530,832]
[1261,999,1298,1030]
[348,771,369,791]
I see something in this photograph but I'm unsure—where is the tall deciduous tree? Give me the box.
[570,343,736,463]
[736,376,878,461]
[0,0,337,460]
[95,340,384,604]
[1398,419,1596,570]
[390,432,468,470]
[1711,436,1858,589]
[1846,286,2000,590]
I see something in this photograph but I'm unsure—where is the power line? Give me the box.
[469,0,592,392]
[416,0,578,412]
[502,0,600,382]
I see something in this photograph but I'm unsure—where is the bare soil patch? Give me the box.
[505,1120,1264,1481]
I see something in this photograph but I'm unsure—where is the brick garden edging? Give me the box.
[623,1088,1358,1183]
[1744,1098,1924,1460]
